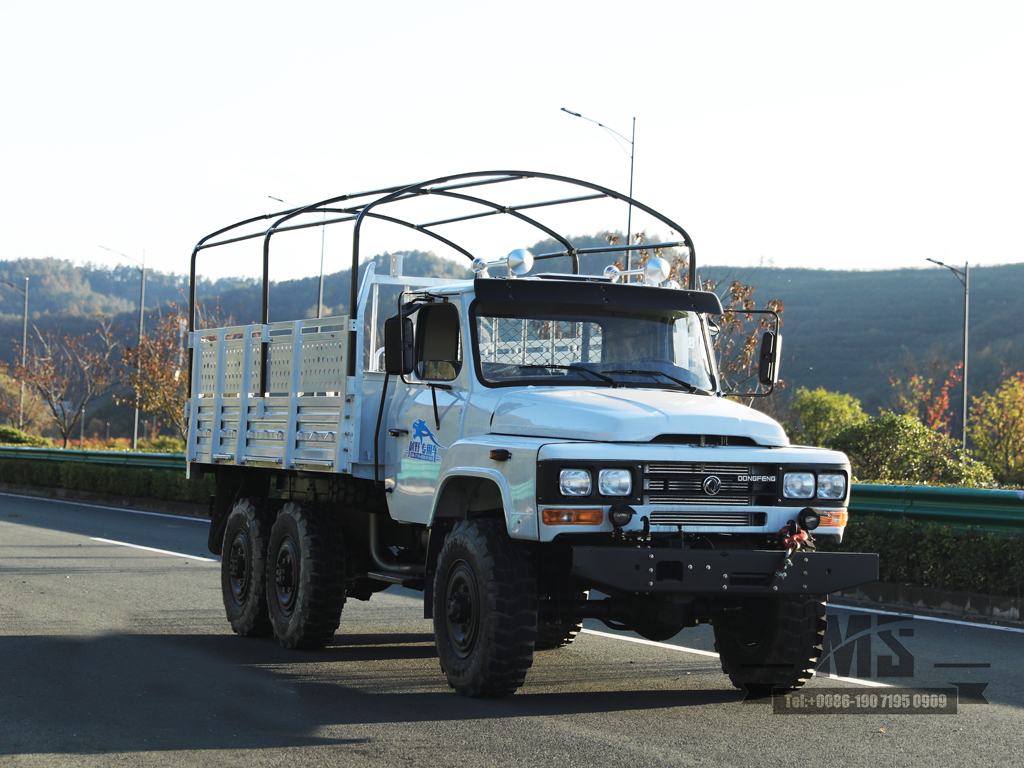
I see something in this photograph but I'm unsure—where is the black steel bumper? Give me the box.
[571,547,879,596]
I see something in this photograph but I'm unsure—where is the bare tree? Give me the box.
[14,316,122,447]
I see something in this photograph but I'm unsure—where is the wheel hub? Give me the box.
[444,561,480,659]
[227,535,250,601]
[273,537,299,614]
[447,591,472,624]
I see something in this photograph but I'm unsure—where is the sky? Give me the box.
[1,0,1022,282]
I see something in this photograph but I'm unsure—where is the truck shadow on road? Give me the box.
[1,630,749,756]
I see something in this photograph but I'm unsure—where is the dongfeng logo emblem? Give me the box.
[702,476,722,495]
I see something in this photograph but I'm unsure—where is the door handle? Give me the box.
[388,428,409,437]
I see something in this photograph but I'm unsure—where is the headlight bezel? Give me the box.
[539,460,643,505]
[781,467,850,505]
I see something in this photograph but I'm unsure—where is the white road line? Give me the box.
[582,628,721,657]
[580,628,893,688]
[0,492,210,523]
[91,537,216,562]
[833,603,1024,634]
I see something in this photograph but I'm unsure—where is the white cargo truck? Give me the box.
[186,171,877,697]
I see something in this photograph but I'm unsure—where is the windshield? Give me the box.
[472,301,716,391]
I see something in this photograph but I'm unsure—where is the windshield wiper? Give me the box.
[517,364,616,385]
[603,369,698,392]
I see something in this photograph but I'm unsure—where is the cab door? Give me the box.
[384,302,466,524]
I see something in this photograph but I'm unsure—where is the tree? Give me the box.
[889,359,963,436]
[831,413,994,487]
[120,309,189,440]
[967,372,1024,485]
[791,387,868,448]
[0,370,48,432]
[13,317,122,448]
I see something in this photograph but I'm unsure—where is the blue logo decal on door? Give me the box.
[405,419,444,462]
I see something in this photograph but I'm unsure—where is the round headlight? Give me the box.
[559,469,591,496]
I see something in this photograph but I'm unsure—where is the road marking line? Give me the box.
[833,604,1024,634]
[580,629,892,688]
[91,537,216,562]
[582,628,720,657]
[0,492,210,523]
[814,672,891,688]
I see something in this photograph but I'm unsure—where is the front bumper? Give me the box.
[571,547,878,595]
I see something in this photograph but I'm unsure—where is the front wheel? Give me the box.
[713,594,827,695]
[266,502,345,650]
[433,518,538,697]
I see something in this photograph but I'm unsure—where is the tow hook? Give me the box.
[772,508,820,583]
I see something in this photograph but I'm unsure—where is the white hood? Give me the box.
[489,388,789,446]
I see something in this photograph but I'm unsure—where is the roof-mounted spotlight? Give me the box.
[472,248,535,278]
[603,256,672,286]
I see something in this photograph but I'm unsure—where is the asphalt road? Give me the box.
[2,493,1023,767]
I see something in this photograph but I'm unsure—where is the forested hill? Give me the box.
[0,248,1020,414]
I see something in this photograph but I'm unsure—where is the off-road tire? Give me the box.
[266,502,346,650]
[433,518,538,697]
[221,498,277,637]
[713,594,827,695]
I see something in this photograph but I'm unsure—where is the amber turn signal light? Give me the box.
[817,510,848,527]
[541,508,604,525]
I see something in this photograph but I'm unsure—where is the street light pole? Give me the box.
[926,258,969,446]
[0,278,29,431]
[99,246,145,449]
[561,108,636,270]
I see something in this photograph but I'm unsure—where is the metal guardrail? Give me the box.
[850,483,1024,531]
[0,446,184,471]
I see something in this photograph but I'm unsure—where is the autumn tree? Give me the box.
[888,358,963,436]
[967,372,1024,485]
[14,317,122,448]
[120,309,189,440]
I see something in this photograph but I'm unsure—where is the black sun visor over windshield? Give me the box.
[473,278,724,315]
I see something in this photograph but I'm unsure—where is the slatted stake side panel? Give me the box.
[187,318,350,471]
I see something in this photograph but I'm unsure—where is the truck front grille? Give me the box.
[643,462,777,509]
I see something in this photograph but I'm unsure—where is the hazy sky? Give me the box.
[2,0,1021,281]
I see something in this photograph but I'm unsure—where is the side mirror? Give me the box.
[384,315,414,375]
[757,330,781,386]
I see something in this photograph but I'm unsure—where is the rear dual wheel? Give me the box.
[221,498,278,637]
[266,502,346,650]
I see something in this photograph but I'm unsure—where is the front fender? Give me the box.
[428,436,547,540]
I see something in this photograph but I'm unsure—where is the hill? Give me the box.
[0,247,1020,433]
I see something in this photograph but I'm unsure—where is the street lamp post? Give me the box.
[926,258,969,446]
[560,108,636,270]
[99,246,145,449]
[0,278,29,431]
